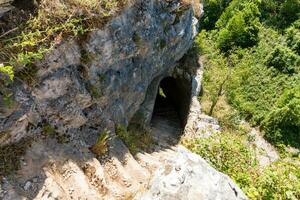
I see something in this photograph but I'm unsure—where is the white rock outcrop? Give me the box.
[136,146,248,200]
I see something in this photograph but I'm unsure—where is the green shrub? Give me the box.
[184,132,300,199]
[286,22,300,54]
[280,0,300,27]
[259,0,279,19]
[216,1,261,52]
[192,1,300,198]
[184,131,258,193]
[265,45,300,74]
[224,27,300,125]
[259,0,300,28]
[263,87,300,148]
[256,160,300,200]
[0,64,14,81]
[90,130,109,157]
[200,0,232,30]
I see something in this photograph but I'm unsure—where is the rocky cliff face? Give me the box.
[0,1,247,199]
[0,0,199,146]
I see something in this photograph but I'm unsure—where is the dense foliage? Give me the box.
[200,0,232,30]
[260,0,300,28]
[216,1,261,52]
[190,0,300,199]
[184,132,300,199]
[198,0,300,147]
[263,86,300,148]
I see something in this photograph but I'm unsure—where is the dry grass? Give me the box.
[0,0,200,78]
[38,0,127,22]
[0,0,128,83]
[0,138,32,177]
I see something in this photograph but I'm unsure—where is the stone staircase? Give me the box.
[0,94,247,200]
[0,97,185,200]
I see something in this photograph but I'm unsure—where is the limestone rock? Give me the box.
[136,146,248,200]
[0,1,249,200]
[0,0,199,146]
[0,0,13,18]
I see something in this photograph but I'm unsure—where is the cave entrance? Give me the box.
[150,76,191,144]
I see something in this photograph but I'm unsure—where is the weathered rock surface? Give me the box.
[249,127,279,167]
[0,0,13,17]
[136,146,248,200]
[0,0,248,199]
[0,0,199,146]
[183,56,221,140]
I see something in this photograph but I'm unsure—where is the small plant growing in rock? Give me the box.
[90,130,110,157]
[42,123,56,136]
[86,83,102,99]
[0,64,14,81]
[115,125,153,154]
[159,39,167,49]
[132,32,142,45]
[0,138,32,177]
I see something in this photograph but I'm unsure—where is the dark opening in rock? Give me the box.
[151,77,191,127]
[129,75,191,143]
[150,76,191,144]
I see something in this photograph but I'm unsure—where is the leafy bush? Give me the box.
[216,0,259,26]
[224,27,300,125]
[185,132,257,190]
[280,0,300,27]
[216,1,261,52]
[200,0,232,30]
[286,22,300,54]
[265,45,300,74]
[195,31,232,115]
[259,0,300,28]
[184,132,300,199]
[256,160,300,200]
[263,87,300,148]
[193,0,300,198]
[0,64,14,81]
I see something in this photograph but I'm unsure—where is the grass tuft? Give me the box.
[0,138,32,177]
[115,125,153,155]
[90,130,110,157]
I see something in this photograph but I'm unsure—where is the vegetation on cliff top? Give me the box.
[0,0,199,83]
[0,0,127,85]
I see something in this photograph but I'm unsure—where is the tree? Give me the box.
[200,0,232,30]
[216,1,261,52]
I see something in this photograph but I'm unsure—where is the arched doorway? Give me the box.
[150,76,191,144]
